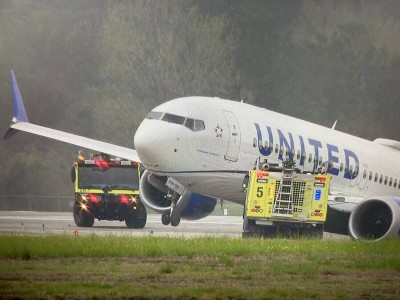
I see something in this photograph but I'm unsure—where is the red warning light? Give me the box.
[88,194,99,205]
[257,171,267,178]
[119,195,130,205]
[314,176,326,182]
[94,160,109,168]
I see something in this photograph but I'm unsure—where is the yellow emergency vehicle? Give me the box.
[71,152,146,228]
[243,165,330,237]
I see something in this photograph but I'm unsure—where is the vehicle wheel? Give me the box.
[125,212,135,228]
[125,205,147,229]
[73,203,94,227]
[161,211,171,225]
[242,217,263,238]
[133,205,147,229]
[296,224,324,238]
[262,225,278,238]
[313,224,324,238]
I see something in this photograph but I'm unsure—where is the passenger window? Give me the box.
[279,146,283,156]
[379,175,383,184]
[374,173,378,182]
[389,177,393,187]
[319,156,322,166]
[146,111,163,120]
[264,141,269,149]
[308,154,312,163]
[162,113,185,125]
[384,176,388,185]
[275,144,279,154]
[194,120,205,131]
[394,179,397,188]
[340,162,343,172]
[368,171,372,181]
[296,150,300,160]
[184,118,195,131]
[363,170,367,179]
[253,138,257,148]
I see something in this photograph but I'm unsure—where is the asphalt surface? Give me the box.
[0,211,349,240]
[0,211,243,237]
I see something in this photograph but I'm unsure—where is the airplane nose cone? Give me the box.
[135,119,178,170]
[134,117,191,173]
[134,120,159,168]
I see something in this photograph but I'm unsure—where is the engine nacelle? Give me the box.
[348,196,400,241]
[139,169,170,213]
[181,193,217,220]
[139,169,217,220]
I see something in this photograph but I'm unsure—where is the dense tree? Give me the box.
[83,0,238,145]
[0,0,399,210]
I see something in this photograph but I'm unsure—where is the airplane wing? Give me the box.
[327,190,361,214]
[4,70,140,163]
[328,200,357,213]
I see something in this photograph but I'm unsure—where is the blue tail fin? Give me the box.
[4,70,29,139]
[10,70,29,122]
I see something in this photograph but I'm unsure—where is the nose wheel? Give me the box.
[161,210,181,226]
[160,181,190,227]
[170,211,181,226]
[161,211,171,225]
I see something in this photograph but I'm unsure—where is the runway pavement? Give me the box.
[0,211,348,239]
[0,211,243,237]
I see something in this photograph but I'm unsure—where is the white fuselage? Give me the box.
[134,97,400,204]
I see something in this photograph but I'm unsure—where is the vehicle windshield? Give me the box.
[77,166,139,190]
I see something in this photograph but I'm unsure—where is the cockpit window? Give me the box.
[184,118,205,131]
[184,118,195,131]
[194,120,205,131]
[148,111,205,132]
[162,113,185,125]
[146,111,163,120]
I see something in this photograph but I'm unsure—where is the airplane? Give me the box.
[4,70,400,241]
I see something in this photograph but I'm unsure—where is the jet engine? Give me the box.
[348,196,400,241]
[139,170,170,213]
[139,170,217,226]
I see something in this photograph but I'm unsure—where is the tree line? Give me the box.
[0,0,399,209]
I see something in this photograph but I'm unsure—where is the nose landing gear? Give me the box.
[160,180,192,227]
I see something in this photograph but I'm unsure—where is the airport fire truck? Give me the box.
[243,160,330,238]
[71,152,146,228]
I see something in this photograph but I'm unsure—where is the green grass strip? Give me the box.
[0,235,399,270]
[1,235,399,299]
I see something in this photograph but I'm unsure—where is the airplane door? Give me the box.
[223,110,241,162]
[358,164,368,190]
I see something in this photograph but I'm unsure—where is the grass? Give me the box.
[0,235,399,299]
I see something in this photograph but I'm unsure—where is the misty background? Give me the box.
[0,0,399,211]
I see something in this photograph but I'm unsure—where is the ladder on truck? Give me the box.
[272,167,295,217]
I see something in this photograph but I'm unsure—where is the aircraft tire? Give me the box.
[170,214,181,227]
[161,211,171,225]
